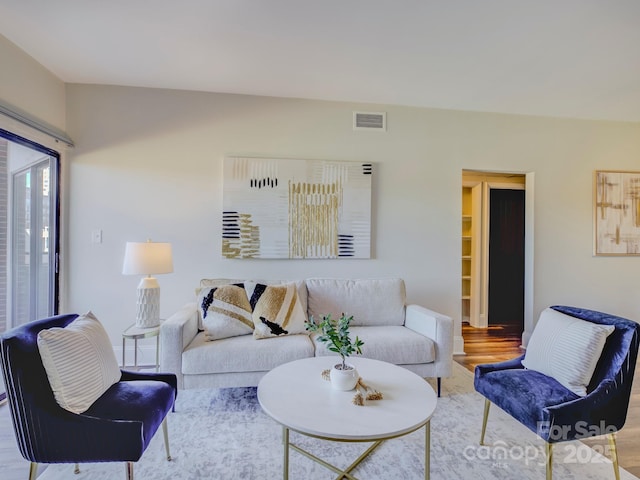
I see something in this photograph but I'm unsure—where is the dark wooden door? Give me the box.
[488,188,525,326]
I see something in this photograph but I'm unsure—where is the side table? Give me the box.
[122,323,161,371]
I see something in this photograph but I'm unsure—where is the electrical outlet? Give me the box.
[91,229,103,244]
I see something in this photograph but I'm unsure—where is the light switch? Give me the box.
[91,229,103,244]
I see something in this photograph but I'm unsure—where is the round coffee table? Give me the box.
[257,356,437,480]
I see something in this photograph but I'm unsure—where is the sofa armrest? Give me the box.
[405,304,453,377]
[160,302,199,389]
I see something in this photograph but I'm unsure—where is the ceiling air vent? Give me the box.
[353,111,386,131]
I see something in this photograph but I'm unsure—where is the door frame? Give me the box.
[461,170,534,347]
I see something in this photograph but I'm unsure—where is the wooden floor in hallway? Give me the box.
[455,322,640,478]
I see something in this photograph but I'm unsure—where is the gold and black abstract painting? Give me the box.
[223,157,372,259]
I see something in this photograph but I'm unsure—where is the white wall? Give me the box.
[64,84,640,361]
[0,34,66,131]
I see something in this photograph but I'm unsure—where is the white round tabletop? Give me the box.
[257,357,437,441]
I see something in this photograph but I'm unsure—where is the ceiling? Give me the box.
[1,0,640,122]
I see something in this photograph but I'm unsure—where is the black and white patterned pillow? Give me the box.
[198,283,254,340]
[244,282,307,339]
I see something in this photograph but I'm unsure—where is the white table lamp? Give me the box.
[122,240,173,328]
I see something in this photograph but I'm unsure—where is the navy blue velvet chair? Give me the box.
[474,305,639,480]
[0,314,178,480]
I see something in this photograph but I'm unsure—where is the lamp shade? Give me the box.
[122,241,173,276]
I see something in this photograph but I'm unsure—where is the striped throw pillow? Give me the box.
[522,308,615,396]
[37,311,122,414]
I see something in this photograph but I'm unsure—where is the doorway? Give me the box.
[461,170,528,355]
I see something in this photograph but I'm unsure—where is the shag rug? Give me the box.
[38,363,638,480]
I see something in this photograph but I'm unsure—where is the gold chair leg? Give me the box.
[28,462,38,480]
[480,399,491,445]
[126,461,134,480]
[546,442,553,480]
[608,433,620,480]
[74,463,80,474]
[162,417,172,461]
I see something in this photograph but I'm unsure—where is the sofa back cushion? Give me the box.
[306,278,406,327]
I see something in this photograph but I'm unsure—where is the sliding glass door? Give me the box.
[0,130,60,401]
[12,157,58,323]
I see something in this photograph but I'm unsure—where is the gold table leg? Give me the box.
[281,422,430,479]
[425,420,430,480]
[283,426,289,480]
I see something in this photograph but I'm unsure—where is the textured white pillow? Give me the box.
[37,311,122,414]
[244,281,308,339]
[198,284,254,340]
[522,308,615,396]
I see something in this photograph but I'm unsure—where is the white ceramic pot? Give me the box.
[330,363,359,391]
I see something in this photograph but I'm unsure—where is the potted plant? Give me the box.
[305,313,364,390]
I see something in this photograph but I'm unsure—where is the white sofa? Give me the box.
[160,277,453,395]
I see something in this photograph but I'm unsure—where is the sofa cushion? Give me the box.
[522,307,615,396]
[198,284,254,340]
[312,326,435,365]
[306,278,406,327]
[245,282,307,338]
[37,311,122,414]
[475,367,580,439]
[181,332,315,374]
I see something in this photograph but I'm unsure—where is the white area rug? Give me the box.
[38,363,638,480]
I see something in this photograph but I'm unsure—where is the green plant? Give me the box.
[305,313,364,370]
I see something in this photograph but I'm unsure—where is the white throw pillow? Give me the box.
[522,308,615,396]
[37,311,122,414]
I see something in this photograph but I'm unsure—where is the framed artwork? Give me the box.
[222,156,372,259]
[594,170,640,256]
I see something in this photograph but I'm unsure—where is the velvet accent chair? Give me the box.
[0,314,178,480]
[474,305,639,480]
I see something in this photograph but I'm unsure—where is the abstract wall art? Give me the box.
[594,170,640,256]
[222,156,372,259]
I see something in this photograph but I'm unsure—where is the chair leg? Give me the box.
[162,417,172,461]
[480,398,491,445]
[126,461,134,480]
[546,442,553,480]
[437,377,441,397]
[74,463,80,474]
[608,433,620,480]
[28,462,38,480]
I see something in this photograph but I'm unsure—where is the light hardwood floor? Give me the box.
[455,323,640,478]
